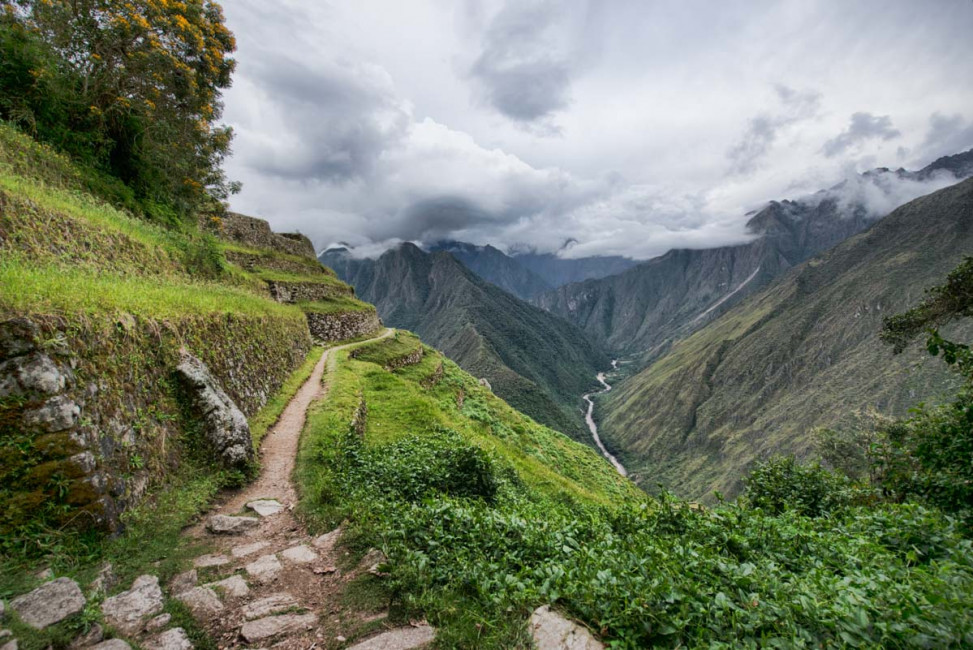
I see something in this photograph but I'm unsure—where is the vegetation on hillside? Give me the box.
[602,179,973,500]
[296,331,973,648]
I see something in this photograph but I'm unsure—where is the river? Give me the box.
[582,361,628,476]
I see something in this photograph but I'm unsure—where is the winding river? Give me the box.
[582,360,628,476]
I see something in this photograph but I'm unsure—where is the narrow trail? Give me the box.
[582,361,628,477]
[169,328,436,650]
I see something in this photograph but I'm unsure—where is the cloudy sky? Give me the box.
[220,0,973,260]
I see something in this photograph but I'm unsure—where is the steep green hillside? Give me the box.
[601,178,973,500]
[296,330,973,648]
[0,122,368,539]
[322,243,609,440]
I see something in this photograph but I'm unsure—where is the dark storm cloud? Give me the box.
[727,85,821,175]
[822,112,901,158]
[242,52,409,182]
[469,0,589,129]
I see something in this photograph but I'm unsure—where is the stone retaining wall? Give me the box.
[224,250,330,277]
[384,347,424,372]
[306,310,381,343]
[0,312,310,535]
[267,280,352,304]
[203,212,316,260]
[421,360,445,388]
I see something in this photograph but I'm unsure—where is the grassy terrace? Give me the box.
[349,330,423,367]
[299,296,376,314]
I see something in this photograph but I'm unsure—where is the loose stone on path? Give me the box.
[175,587,224,617]
[231,541,270,558]
[280,544,317,564]
[144,627,194,650]
[100,575,164,635]
[205,515,259,535]
[192,554,230,568]
[246,499,285,517]
[242,593,299,620]
[345,625,436,650]
[240,613,318,643]
[204,575,249,598]
[9,578,85,629]
[245,554,283,584]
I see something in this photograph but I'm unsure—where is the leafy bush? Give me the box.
[744,456,858,517]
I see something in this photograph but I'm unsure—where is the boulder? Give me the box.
[528,606,603,650]
[0,353,66,398]
[0,640,16,650]
[175,351,254,468]
[240,613,317,643]
[168,570,197,596]
[100,575,164,635]
[10,578,85,629]
[205,515,259,535]
[144,628,193,650]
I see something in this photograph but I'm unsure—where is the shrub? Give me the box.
[744,456,857,517]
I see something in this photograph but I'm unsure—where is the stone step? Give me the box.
[245,554,283,584]
[231,541,271,558]
[242,593,299,620]
[280,544,317,564]
[205,515,259,535]
[246,499,285,517]
[240,613,318,643]
[346,625,436,650]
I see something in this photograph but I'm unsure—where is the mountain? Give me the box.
[427,241,553,300]
[598,177,973,500]
[320,243,609,439]
[510,249,639,287]
[537,151,973,357]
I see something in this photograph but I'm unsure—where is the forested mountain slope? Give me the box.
[321,243,609,439]
[600,177,973,499]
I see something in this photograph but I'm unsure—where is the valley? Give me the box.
[581,365,627,477]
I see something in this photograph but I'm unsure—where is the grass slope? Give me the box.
[296,330,973,648]
[602,178,973,500]
[322,244,610,441]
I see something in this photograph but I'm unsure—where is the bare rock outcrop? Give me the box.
[529,606,604,650]
[175,351,254,468]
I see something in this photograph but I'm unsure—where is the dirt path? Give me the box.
[169,329,435,650]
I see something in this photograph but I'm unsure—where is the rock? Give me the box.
[245,555,282,584]
[0,598,4,619]
[312,528,342,552]
[246,499,285,517]
[192,554,230,568]
[144,627,193,650]
[231,541,270,558]
[89,563,116,595]
[281,545,317,565]
[145,613,171,633]
[175,587,223,617]
[175,351,254,468]
[204,575,249,598]
[100,575,164,635]
[242,593,299,620]
[89,640,131,650]
[0,353,65,399]
[528,606,604,650]
[168,570,197,595]
[69,623,103,648]
[0,318,38,360]
[22,396,81,433]
[478,377,492,392]
[240,613,317,643]
[360,549,387,575]
[0,632,8,640]
[0,639,16,650]
[345,625,436,650]
[10,577,85,629]
[205,515,259,535]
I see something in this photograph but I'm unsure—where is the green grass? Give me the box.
[220,241,334,275]
[300,296,376,315]
[253,267,350,288]
[250,345,327,446]
[350,331,422,367]
[0,254,305,321]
